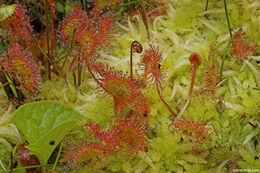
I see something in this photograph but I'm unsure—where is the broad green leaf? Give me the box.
[10,101,81,164]
[0,4,16,22]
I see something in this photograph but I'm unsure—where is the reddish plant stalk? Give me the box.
[45,0,51,80]
[130,41,142,76]
[189,53,201,98]
[156,83,177,117]
[11,75,26,102]
[189,73,196,97]
[50,1,57,58]
[85,58,102,87]
[40,0,43,31]
[140,0,150,40]
[77,56,82,87]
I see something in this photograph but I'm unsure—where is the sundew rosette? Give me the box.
[0,43,41,95]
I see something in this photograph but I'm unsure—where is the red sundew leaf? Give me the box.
[114,116,148,156]
[64,140,107,167]
[200,51,220,96]
[75,25,98,59]
[140,45,164,91]
[231,29,256,62]
[170,118,211,142]
[90,61,150,118]
[1,43,41,95]
[57,6,88,46]
[0,2,33,47]
[85,121,120,153]
[97,14,114,48]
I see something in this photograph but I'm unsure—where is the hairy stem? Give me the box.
[156,84,177,117]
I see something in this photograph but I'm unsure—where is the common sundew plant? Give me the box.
[0,0,259,172]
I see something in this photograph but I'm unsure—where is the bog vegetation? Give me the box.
[0,0,259,172]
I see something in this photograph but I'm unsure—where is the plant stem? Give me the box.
[45,0,51,80]
[156,84,177,117]
[189,68,196,98]
[72,71,77,87]
[50,0,57,58]
[0,71,15,100]
[140,0,150,40]
[86,58,102,86]
[40,0,43,31]
[223,0,232,38]
[205,0,209,11]
[11,75,25,102]
[0,164,53,173]
[204,0,209,18]
[130,41,142,77]
[83,0,86,11]
[220,41,231,81]
[51,142,63,172]
[77,56,82,87]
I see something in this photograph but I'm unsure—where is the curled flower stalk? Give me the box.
[130,40,143,77]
